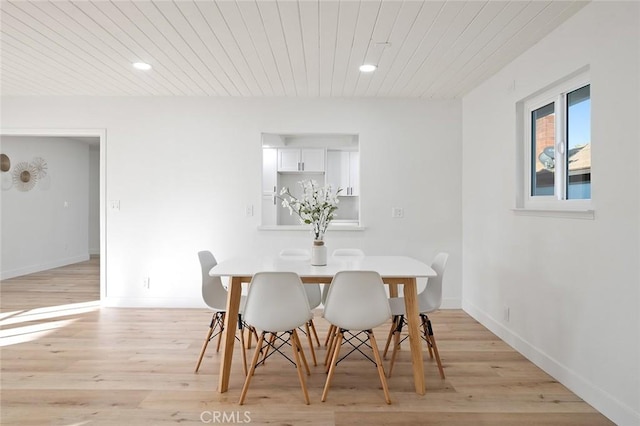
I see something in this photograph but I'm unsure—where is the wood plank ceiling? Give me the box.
[0,0,588,98]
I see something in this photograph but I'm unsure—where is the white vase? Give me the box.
[311,240,327,266]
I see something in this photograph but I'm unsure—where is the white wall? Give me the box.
[0,136,91,278]
[0,97,462,308]
[461,2,639,425]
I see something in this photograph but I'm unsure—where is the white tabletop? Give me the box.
[210,255,435,279]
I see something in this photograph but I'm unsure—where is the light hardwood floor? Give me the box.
[1,259,613,425]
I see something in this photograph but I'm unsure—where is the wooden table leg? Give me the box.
[388,282,398,298]
[403,277,425,395]
[218,276,242,393]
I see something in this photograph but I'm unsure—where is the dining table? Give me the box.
[209,254,436,395]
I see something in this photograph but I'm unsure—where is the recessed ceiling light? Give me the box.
[359,64,377,73]
[133,62,152,71]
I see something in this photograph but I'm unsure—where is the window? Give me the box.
[519,71,591,212]
[260,133,361,229]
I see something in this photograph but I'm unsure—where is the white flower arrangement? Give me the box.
[280,180,342,241]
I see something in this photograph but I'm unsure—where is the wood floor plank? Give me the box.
[0,258,615,425]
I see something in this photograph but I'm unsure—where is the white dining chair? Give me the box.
[322,270,392,404]
[322,248,366,362]
[195,251,250,375]
[383,252,449,379]
[279,249,321,365]
[331,248,365,257]
[238,272,312,405]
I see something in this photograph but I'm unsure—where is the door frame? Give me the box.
[0,128,107,301]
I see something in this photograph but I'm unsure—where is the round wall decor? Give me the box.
[12,161,38,192]
[0,154,10,172]
[31,156,48,178]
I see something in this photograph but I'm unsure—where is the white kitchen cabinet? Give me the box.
[262,148,278,193]
[327,150,359,196]
[261,193,278,225]
[261,149,278,225]
[277,148,325,172]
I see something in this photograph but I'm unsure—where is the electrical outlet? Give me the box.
[143,276,150,289]
[244,205,254,217]
[391,207,404,218]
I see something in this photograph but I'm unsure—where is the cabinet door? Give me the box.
[261,194,277,225]
[278,149,301,171]
[300,149,325,172]
[262,148,278,193]
[348,152,360,196]
[326,151,350,193]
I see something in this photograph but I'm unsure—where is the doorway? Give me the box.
[0,129,106,302]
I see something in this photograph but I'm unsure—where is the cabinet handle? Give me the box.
[301,162,305,171]
[273,195,276,205]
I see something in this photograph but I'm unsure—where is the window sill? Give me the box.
[512,208,595,220]
[258,224,366,231]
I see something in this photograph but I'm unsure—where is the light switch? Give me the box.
[391,207,404,218]
[110,200,120,210]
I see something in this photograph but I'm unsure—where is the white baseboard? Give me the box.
[0,254,90,280]
[440,297,461,309]
[102,297,206,309]
[463,300,640,426]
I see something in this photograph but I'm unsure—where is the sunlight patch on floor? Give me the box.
[0,300,100,347]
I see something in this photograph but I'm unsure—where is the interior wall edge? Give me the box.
[462,300,640,426]
[0,254,90,281]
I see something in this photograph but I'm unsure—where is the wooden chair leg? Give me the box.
[195,312,224,373]
[383,316,397,359]
[260,333,276,366]
[324,325,337,368]
[421,315,434,358]
[324,327,338,373]
[369,331,391,404]
[321,330,343,402]
[292,330,311,376]
[324,323,335,347]
[425,317,445,380]
[238,332,265,405]
[387,328,401,378]
[240,324,248,377]
[291,330,311,405]
[305,322,318,366]
[216,312,225,352]
[250,327,259,351]
[309,319,321,347]
[194,324,215,373]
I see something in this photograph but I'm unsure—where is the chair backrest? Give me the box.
[198,251,229,312]
[279,249,320,309]
[279,248,310,259]
[331,248,365,257]
[418,252,449,313]
[324,249,365,304]
[304,282,322,310]
[243,272,312,332]
[323,271,391,330]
